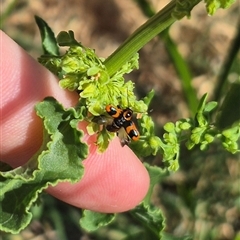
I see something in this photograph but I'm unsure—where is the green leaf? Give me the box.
[142,89,155,107]
[164,122,175,133]
[191,127,206,144]
[35,16,59,56]
[173,0,202,19]
[222,124,239,139]
[143,164,168,205]
[204,133,215,143]
[130,203,165,238]
[197,93,208,113]
[221,122,240,153]
[204,101,218,113]
[204,0,237,15]
[178,120,191,131]
[195,94,210,127]
[95,128,114,153]
[57,31,80,47]
[87,66,101,76]
[161,232,193,240]
[80,210,115,231]
[0,97,88,233]
[130,115,162,158]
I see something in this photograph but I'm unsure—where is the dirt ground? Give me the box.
[1,0,239,239]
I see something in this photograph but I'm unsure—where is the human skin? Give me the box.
[0,30,150,213]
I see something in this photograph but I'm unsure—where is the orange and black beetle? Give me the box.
[93,105,140,146]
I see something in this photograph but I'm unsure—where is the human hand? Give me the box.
[0,30,150,213]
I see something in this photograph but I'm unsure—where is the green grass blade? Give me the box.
[161,29,198,114]
[213,22,240,101]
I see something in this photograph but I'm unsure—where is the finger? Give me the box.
[0,31,150,212]
[48,134,150,213]
[0,31,79,167]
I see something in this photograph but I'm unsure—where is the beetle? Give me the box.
[93,105,140,146]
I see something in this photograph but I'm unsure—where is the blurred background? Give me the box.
[1,0,239,239]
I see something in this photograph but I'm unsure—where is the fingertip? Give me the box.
[47,137,150,213]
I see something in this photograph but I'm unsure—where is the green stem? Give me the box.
[213,22,240,101]
[0,0,18,27]
[161,29,198,114]
[104,0,201,76]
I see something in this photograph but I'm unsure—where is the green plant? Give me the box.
[1,0,239,239]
